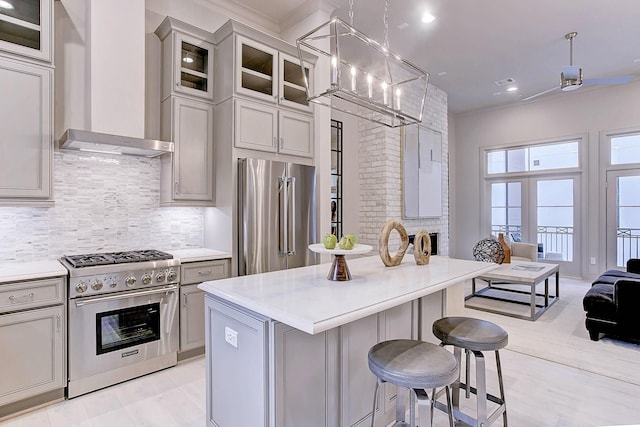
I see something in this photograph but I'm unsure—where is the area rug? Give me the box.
[464,277,640,386]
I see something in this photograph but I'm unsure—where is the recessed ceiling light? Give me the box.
[0,1,14,9]
[422,12,435,23]
[507,86,518,92]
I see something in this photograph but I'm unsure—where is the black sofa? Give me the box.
[583,259,640,342]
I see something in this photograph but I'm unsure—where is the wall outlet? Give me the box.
[590,257,596,265]
[224,326,238,348]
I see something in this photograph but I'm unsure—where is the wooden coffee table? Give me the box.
[465,261,560,321]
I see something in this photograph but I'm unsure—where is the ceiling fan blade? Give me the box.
[583,75,635,85]
[521,86,559,102]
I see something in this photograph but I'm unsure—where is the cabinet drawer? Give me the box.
[0,277,65,314]
[181,260,229,285]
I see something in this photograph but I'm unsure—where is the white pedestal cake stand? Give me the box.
[308,243,373,281]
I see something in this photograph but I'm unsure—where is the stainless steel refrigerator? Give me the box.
[238,158,317,275]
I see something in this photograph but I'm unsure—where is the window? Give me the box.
[611,133,640,165]
[487,140,579,175]
[331,120,342,237]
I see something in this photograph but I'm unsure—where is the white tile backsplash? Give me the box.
[0,151,203,263]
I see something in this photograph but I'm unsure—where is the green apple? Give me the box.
[344,233,356,244]
[338,234,355,250]
[323,233,337,249]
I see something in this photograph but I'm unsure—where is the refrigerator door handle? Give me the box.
[288,177,297,256]
[278,176,288,256]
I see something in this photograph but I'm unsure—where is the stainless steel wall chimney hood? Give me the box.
[58,129,174,158]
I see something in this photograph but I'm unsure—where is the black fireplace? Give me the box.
[408,232,438,255]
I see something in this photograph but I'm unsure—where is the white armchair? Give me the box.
[511,242,537,262]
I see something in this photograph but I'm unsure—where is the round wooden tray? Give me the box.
[309,243,373,281]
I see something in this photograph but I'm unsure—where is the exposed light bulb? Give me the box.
[350,66,357,91]
[422,12,435,23]
[382,82,388,105]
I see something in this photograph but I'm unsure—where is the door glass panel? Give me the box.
[96,303,161,355]
[0,0,40,50]
[616,175,640,266]
[537,179,573,261]
[490,181,521,238]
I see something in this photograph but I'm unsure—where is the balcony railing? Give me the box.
[617,227,640,267]
[491,224,573,261]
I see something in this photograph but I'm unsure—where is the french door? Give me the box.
[489,175,581,276]
[606,170,640,269]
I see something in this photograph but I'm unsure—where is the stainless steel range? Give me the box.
[61,250,180,398]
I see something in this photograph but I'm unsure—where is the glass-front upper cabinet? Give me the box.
[155,17,215,101]
[0,0,52,62]
[236,35,278,104]
[279,52,313,112]
[174,33,213,99]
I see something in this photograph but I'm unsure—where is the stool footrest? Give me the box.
[457,382,506,407]
[434,384,506,427]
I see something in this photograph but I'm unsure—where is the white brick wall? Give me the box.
[0,151,203,263]
[358,83,449,254]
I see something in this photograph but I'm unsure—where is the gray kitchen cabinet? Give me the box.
[214,24,314,114]
[0,0,53,63]
[278,52,313,113]
[155,17,215,101]
[179,259,230,356]
[234,98,313,158]
[212,19,315,161]
[0,57,53,205]
[0,276,65,412]
[274,323,330,427]
[160,96,215,206]
[180,284,206,352]
[204,294,419,427]
[340,302,415,427]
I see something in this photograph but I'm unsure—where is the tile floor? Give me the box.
[2,278,640,426]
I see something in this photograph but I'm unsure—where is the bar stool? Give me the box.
[368,339,459,427]
[432,317,508,427]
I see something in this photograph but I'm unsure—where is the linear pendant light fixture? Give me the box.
[296,0,429,128]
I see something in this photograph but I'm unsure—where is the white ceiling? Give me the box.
[230,0,640,114]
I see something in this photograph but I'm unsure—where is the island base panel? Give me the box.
[206,297,269,427]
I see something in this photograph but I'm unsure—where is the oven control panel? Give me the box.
[69,267,180,298]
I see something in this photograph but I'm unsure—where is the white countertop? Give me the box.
[168,248,232,263]
[199,255,497,334]
[0,260,67,284]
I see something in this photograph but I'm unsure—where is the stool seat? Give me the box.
[368,339,459,389]
[432,317,508,426]
[432,316,508,352]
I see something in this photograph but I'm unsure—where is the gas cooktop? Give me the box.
[62,249,173,268]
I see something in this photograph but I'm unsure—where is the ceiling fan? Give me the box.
[521,32,635,102]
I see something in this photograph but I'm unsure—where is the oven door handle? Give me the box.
[74,285,179,307]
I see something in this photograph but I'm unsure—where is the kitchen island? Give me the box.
[198,255,497,427]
